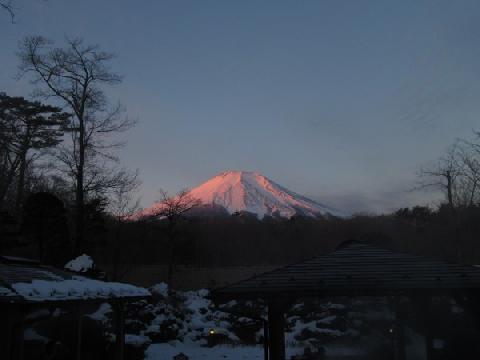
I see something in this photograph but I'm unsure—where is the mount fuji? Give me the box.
[138,171,343,219]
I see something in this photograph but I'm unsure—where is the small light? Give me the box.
[209,329,215,335]
[389,328,394,333]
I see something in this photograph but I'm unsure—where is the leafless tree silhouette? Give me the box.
[18,36,136,253]
[150,189,201,289]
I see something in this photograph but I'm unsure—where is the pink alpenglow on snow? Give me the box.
[138,171,344,219]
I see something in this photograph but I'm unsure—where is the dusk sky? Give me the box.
[2,0,480,213]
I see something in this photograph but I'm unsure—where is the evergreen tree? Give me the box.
[0,93,69,212]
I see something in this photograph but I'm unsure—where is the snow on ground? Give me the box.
[126,334,152,346]
[144,342,364,360]
[64,254,95,272]
[120,283,375,360]
[145,342,303,360]
[88,302,113,323]
[0,285,16,297]
[146,286,241,343]
[151,283,169,297]
[24,328,49,343]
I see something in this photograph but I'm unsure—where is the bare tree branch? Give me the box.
[1,1,15,22]
[417,134,480,209]
[145,189,201,290]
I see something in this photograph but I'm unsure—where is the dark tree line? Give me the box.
[88,134,480,282]
[87,202,480,282]
[92,133,480,278]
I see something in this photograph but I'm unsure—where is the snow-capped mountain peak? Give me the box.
[138,170,343,219]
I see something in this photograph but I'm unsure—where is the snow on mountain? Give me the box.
[138,171,343,219]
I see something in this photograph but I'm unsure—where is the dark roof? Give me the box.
[0,256,150,304]
[214,241,480,299]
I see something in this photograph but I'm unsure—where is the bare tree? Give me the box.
[18,36,136,253]
[456,141,480,207]
[418,144,462,209]
[418,133,480,209]
[107,173,140,281]
[107,171,140,220]
[149,189,201,289]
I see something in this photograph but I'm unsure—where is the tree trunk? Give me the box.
[469,181,477,207]
[74,115,86,254]
[268,301,286,360]
[0,158,20,210]
[167,238,175,291]
[446,170,454,209]
[15,151,28,216]
[112,218,122,281]
[167,220,176,292]
[15,126,31,216]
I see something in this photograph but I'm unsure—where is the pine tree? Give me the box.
[0,93,69,212]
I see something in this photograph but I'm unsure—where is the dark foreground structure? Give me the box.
[0,256,150,360]
[215,240,480,360]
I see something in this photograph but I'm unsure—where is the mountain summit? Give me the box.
[140,171,343,219]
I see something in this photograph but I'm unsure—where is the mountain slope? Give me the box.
[139,171,343,219]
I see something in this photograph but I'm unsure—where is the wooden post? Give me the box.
[15,313,25,360]
[393,297,406,360]
[263,319,269,360]
[7,306,26,360]
[3,309,14,360]
[76,307,83,360]
[418,296,434,360]
[454,291,480,349]
[465,291,480,338]
[268,301,286,360]
[114,301,125,360]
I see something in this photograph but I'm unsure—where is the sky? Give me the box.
[1,0,480,213]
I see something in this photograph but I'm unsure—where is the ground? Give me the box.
[144,342,367,360]
[145,343,272,360]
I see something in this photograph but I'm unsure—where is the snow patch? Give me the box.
[11,276,150,301]
[88,303,113,323]
[151,282,169,297]
[0,286,16,297]
[24,328,49,343]
[125,334,151,347]
[65,254,94,273]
